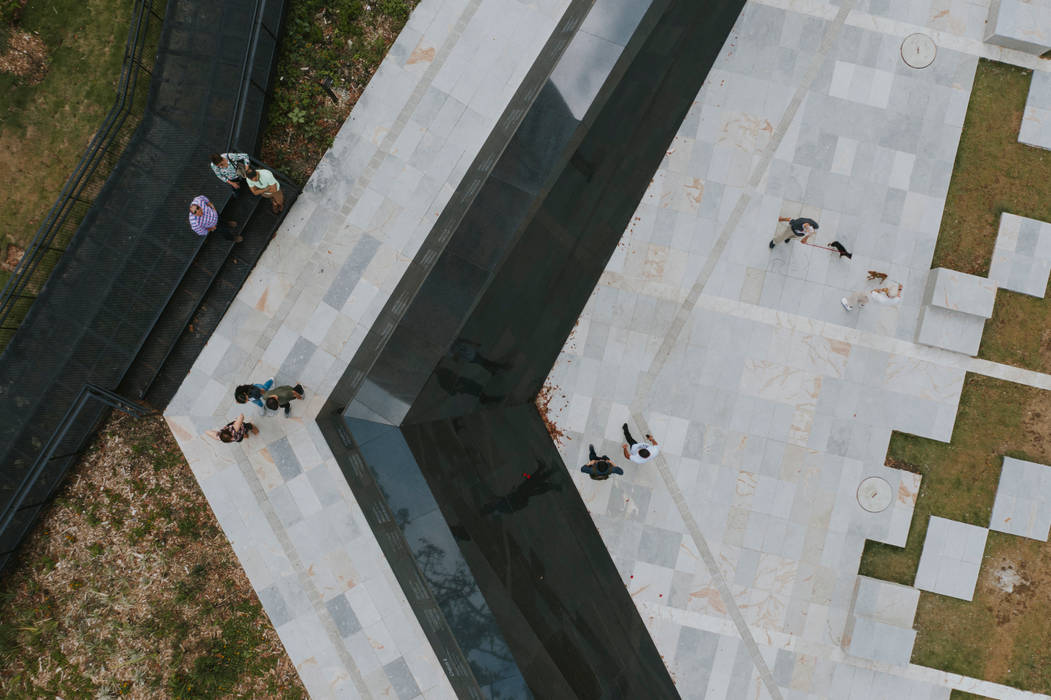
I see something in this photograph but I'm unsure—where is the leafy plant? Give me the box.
[287,106,307,126]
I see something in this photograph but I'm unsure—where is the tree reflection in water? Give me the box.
[414,538,522,696]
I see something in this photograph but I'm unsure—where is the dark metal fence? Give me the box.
[0,385,155,551]
[0,0,164,353]
[0,0,287,572]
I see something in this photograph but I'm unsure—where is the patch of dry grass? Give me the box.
[859,59,1051,694]
[933,59,1051,373]
[860,372,1051,693]
[0,413,306,698]
[259,0,419,182]
[0,0,134,254]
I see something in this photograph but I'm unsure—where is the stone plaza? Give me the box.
[164,0,1051,697]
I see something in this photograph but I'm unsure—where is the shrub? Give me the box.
[377,0,411,21]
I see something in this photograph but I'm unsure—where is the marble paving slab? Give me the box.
[546,1,1047,698]
[1020,70,1051,151]
[913,516,988,601]
[159,0,1051,696]
[989,212,1051,298]
[990,456,1051,541]
[164,0,572,696]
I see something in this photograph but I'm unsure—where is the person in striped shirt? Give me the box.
[188,195,242,242]
[210,152,250,190]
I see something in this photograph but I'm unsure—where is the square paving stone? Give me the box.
[914,516,988,601]
[989,456,1051,541]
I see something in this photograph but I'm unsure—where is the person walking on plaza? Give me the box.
[841,277,903,312]
[245,166,284,214]
[210,152,251,191]
[206,414,258,443]
[189,195,242,241]
[263,383,304,417]
[622,423,660,463]
[769,216,819,248]
[235,377,274,416]
[581,445,623,480]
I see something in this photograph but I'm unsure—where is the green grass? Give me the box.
[259,0,418,182]
[1,0,133,253]
[933,59,1051,373]
[858,58,1051,695]
[860,372,1051,693]
[859,374,1019,584]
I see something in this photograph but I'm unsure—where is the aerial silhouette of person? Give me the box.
[480,461,563,516]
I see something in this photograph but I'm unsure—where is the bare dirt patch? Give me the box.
[884,455,921,474]
[989,559,1028,594]
[1,242,23,272]
[973,536,1051,687]
[0,30,47,84]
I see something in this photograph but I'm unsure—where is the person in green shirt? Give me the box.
[263,383,304,417]
[245,166,284,214]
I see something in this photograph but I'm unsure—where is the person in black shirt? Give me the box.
[580,445,624,481]
[770,217,819,248]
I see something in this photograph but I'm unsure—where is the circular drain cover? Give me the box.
[857,476,893,513]
[901,33,936,69]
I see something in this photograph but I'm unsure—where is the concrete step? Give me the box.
[915,304,987,355]
[843,576,920,666]
[923,267,997,318]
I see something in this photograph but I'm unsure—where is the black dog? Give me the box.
[829,240,852,259]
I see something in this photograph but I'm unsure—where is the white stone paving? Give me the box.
[985,0,1051,55]
[165,0,571,696]
[989,456,1051,541]
[160,0,1051,697]
[1021,70,1051,151]
[914,516,988,601]
[990,212,1051,298]
[546,1,1051,699]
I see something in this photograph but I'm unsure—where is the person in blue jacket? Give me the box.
[581,445,623,481]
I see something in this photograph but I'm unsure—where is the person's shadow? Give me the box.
[479,460,563,516]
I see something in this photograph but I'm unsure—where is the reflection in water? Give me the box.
[435,366,504,404]
[448,339,512,375]
[415,538,527,698]
[480,460,563,516]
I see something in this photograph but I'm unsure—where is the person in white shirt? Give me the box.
[841,280,903,312]
[622,423,660,464]
[245,166,285,214]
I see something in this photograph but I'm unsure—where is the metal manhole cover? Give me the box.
[857,476,893,513]
[901,33,936,69]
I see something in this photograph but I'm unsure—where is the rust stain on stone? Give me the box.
[684,178,704,205]
[689,587,727,614]
[255,287,268,312]
[407,44,435,65]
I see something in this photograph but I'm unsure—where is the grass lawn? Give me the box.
[260,0,418,183]
[933,59,1051,373]
[0,0,133,255]
[857,58,1051,694]
[0,0,424,694]
[0,414,306,697]
[859,372,1051,693]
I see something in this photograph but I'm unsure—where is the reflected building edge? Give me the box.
[319,0,747,696]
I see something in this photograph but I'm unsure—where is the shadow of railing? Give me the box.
[0,0,289,572]
[0,0,165,352]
